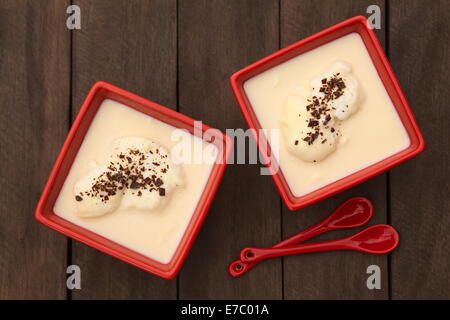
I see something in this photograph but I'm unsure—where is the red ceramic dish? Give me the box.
[230,15,425,211]
[35,81,232,279]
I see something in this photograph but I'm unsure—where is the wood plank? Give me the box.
[280,0,389,299]
[389,0,450,299]
[178,0,282,299]
[0,0,70,299]
[71,0,177,299]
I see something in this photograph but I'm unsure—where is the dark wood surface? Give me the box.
[389,0,450,299]
[0,0,70,299]
[0,0,448,299]
[178,0,282,300]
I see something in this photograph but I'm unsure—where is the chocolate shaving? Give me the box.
[75,144,169,203]
[297,73,346,145]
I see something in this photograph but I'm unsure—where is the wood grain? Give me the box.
[178,0,282,299]
[0,0,70,299]
[280,0,389,300]
[70,0,178,299]
[389,0,450,299]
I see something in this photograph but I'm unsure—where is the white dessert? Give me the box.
[244,33,410,197]
[281,62,359,162]
[310,61,360,121]
[74,165,123,217]
[74,137,184,217]
[281,93,338,162]
[54,99,217,264]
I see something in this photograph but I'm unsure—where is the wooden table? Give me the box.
[0,0,448,300]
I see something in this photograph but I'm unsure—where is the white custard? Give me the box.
[244,33,410,197]
[54,99,216,264]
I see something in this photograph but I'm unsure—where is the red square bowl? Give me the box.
[230,15,425,211]
[35,81,232,279]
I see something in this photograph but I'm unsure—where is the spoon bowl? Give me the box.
[350,224,399,254]
[324,197,373,229]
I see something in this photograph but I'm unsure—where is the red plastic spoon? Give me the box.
[228,197,373,277]
[240,224,399,263]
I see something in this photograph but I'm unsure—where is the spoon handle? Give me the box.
[228,224,333,277]
[241,239,351,263]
